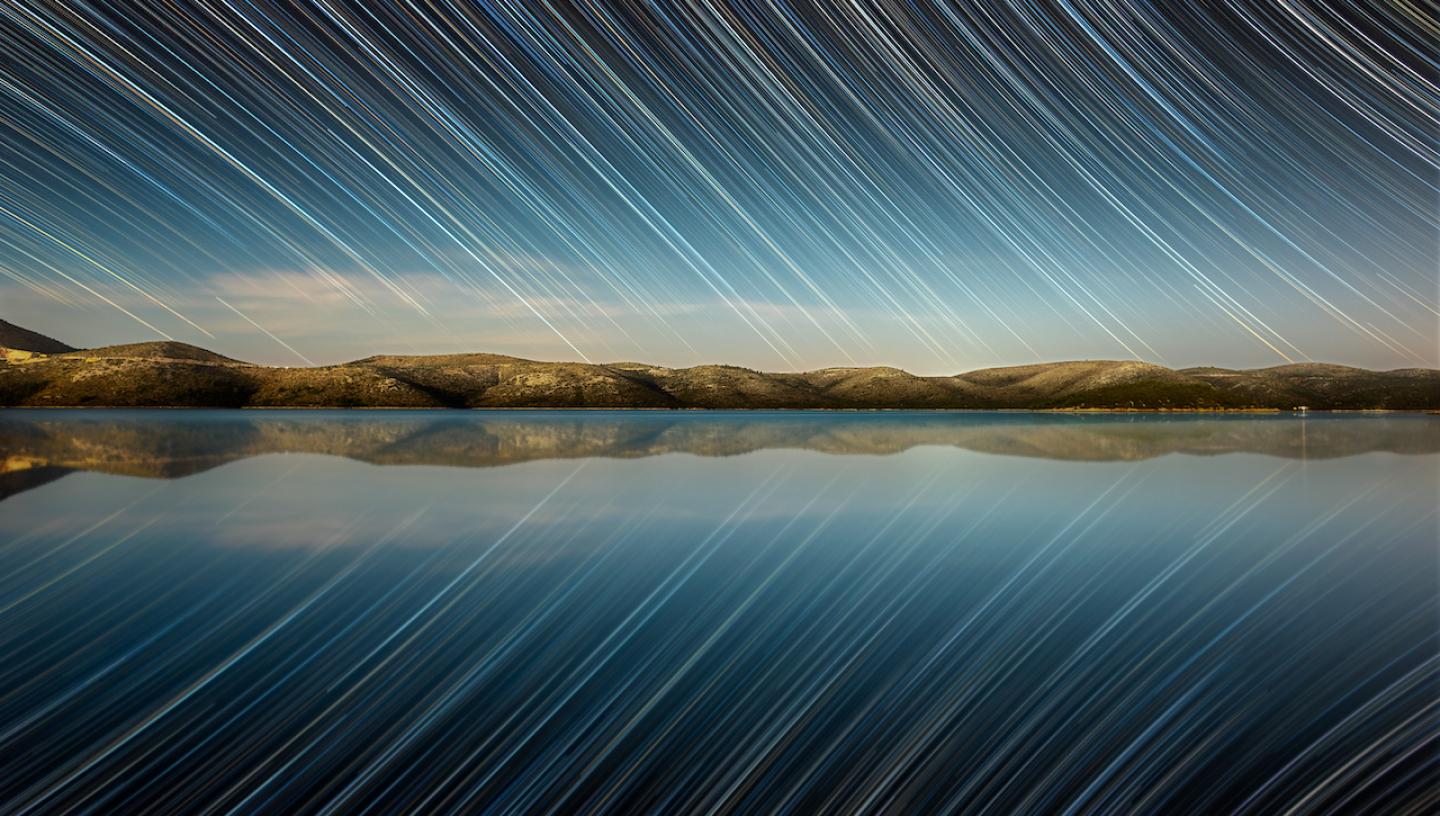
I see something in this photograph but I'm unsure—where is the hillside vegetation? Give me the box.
[0,324,1435,410]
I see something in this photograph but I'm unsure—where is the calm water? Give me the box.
[0,411,1435,814]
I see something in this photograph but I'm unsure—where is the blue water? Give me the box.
[0,411,1435,814]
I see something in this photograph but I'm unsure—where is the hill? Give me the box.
[0,319,75,354]
[0,322,1434,410]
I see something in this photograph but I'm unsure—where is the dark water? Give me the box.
[0,411,1435,814]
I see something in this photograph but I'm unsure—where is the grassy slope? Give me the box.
[0,336,1436,409]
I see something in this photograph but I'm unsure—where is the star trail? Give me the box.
[0,1,1434,369]
[0,411,1436,813]
[3,7,1437,811]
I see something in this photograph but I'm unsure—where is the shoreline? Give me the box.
[3,406,1434,414]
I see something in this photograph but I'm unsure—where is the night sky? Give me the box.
[0,1,1435,371]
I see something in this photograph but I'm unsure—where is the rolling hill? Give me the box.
[0,322,1435,409]
[0,318,75,355]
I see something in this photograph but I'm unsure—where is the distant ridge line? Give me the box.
[0,319,75,355]
[1,323,1436,410]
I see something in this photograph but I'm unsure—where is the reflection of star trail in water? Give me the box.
[0,3,1435,369]
[0,415,1436,813]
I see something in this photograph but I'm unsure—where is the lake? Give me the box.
[0,411,1435,814]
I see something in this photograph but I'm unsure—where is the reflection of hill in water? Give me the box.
[2,413,1436,498]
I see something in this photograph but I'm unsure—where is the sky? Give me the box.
[0,1,1435,373]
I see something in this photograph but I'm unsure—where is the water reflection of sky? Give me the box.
[0,413,1435,813]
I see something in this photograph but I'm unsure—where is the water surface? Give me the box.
[0,411,1435,813]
